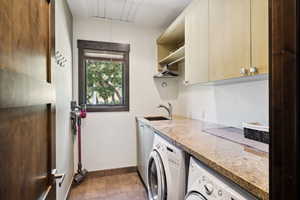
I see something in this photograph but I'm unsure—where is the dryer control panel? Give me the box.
[188,158,258,200]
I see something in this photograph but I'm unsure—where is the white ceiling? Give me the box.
[67,0,192,28]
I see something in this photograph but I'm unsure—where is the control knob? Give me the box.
[204,183,214,195]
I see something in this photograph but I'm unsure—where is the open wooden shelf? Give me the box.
[153,75,179,78]
[157,13,185,45]
[159,46,185,66]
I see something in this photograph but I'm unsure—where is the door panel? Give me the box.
[209,0,251,81]
[137,122,145,181]
[143,126,154,177]
[185,0,209,84]
[251,0,269,74]
[0,0,56,199]
[137,123,154,185]
[0,0,49,80]
[0,106,52,199]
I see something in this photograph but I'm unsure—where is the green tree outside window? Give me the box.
[86,59,123,105]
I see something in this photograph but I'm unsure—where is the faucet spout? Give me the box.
[158,103,173,120]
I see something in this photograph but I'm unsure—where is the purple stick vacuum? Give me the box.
[71,103,88,184]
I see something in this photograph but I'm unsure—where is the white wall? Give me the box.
[73,18,168,171]
[173,64,269,128]
[55,1,74,200]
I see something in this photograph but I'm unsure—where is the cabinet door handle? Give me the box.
[240,67,248,75]
[183,80,189,85]
[249,67,258,75]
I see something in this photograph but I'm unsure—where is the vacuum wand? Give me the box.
[71,101,88,184]
[77,118,82,171]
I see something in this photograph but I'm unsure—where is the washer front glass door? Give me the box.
[185,192,207,200]
[149,158,159,199]
[148,151,166,200]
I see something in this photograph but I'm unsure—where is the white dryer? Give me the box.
[186,157,257,200]
[147,133,186,200]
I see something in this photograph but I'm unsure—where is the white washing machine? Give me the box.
[186,157,257,200]
[147,133,186,200]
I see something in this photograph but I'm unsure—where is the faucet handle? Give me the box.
[168,102,173,110]
[168,103,173,120]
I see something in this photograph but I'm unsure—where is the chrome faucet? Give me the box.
[158,102,173,120]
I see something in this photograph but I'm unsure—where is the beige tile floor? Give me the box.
[69,172,148,200]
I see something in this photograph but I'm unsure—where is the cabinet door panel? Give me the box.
[137,123,144,177]
[251,0,269,74]
[143,126,154,166]
[143,126,154,184]
[209,0,251,81]
[185,0,209,84]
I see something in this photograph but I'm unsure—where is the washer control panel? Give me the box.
[189,158,258,200]
[156,142,180,167]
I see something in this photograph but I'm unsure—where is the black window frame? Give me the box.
[78,40,130,112]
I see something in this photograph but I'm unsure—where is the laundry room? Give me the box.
[0,0,298,200]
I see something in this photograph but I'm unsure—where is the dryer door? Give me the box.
[185,192,207,200]
[147,150,167,200]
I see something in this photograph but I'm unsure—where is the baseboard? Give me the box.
[88,166,137,178]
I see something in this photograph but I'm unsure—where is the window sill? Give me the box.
[86,105,129,112]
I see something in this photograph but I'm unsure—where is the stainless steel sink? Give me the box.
[144,116,170,121]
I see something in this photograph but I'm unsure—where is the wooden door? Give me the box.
[0,0,56,200]
[185,0,209,84]
[251,0,269,74]
[209,0,251,81]
[270,0,299,199]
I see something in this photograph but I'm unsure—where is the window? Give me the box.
[78,40,130,112]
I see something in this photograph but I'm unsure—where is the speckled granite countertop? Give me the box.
[137,116,269,200]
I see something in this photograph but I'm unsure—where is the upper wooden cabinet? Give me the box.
[185,0,209,84]
[209,0,269,81]
[156,0,268,83]
[209,0,251,81]
[251,0,269,74]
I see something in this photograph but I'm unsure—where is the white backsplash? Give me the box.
[156,63,269,129]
